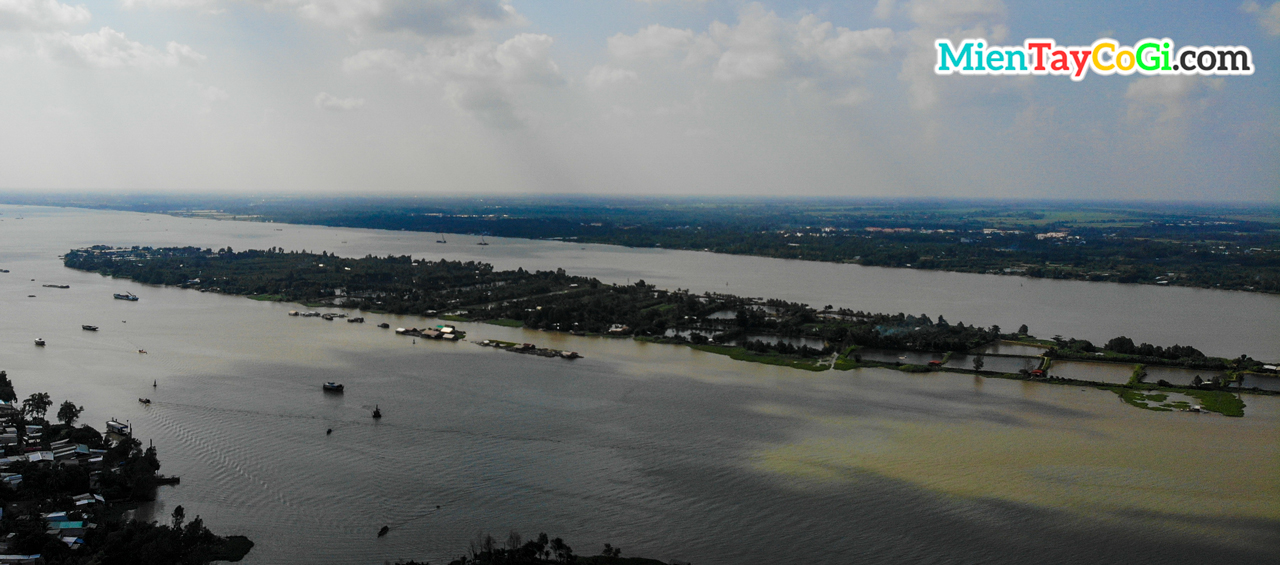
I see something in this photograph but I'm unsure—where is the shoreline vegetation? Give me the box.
[0,371,253,564]
[391,530,674,565]
[7,195,1278,294]
[63,246,1277,418]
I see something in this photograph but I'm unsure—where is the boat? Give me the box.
[288,310,299,316]
[436,233,446,244]
[347,317,365,323]
[105,420,130,435]
[322,382,344,393]
[42,284,70,289]
[82,325,98,331]
[477,236,489,246]
[113,292,139,301]
[372,405,382,419]
[34,338,46,346]
[378,526,390,537]
[139,398,151,405]
[377,322,390,329]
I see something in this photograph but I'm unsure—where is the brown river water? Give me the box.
[0,205,1276,564]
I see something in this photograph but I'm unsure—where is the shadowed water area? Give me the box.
[0,206,1277,564]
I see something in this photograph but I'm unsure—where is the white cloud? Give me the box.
[123,0,522,37]
[344,33,560,86]
[709,4,787,81]
[605,3,892,102]
[873,0,897,20]
[195,81,228,113]
[586,65,638,90]
[608,24,696,61]
[120,0,216,9]
[344,33,561,127]
[1241,1,1280,36]
[1125,75,1223,126]
[897,0,1008,110]
[314,91,365,111]
[0,0,91,31]
[40,27,204,67]
[907,0,1006,30]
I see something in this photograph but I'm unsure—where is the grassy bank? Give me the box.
[688,344,828,371]
[1107,386,1246,417]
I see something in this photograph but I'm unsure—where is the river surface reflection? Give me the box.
[0,206,1277,564]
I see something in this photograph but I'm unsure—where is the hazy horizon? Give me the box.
[2,1,1278,202]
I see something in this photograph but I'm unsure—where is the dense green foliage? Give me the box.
[64,246,1006,359]
[404,531,666,565]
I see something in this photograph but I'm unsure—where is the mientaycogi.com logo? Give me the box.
[934,38,1254,81]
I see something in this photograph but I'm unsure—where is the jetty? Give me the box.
[478,339,581,360]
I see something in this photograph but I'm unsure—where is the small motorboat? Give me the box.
[34,338,46,346]
[82,325,99,331]
[372,405,382,419]
[377,323,390,329]
[139,398,151,405]
[322,382,344,393]
[377,526,390,537]
[114,292,139,301]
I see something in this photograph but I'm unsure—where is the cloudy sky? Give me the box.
[0,0,1277,201]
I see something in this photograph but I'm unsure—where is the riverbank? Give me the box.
[0,371,253,562]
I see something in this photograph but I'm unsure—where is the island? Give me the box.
[0,370,253,563]
[63,246,1278,418]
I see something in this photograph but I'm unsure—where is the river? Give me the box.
[0,205,1277,564]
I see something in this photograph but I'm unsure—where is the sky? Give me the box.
[0,0,1277,201]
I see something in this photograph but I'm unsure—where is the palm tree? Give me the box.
[22,392,51,419]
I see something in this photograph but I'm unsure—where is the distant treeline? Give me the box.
[11,193,1276,293]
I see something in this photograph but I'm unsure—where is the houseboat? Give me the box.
[105,420,130,435]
